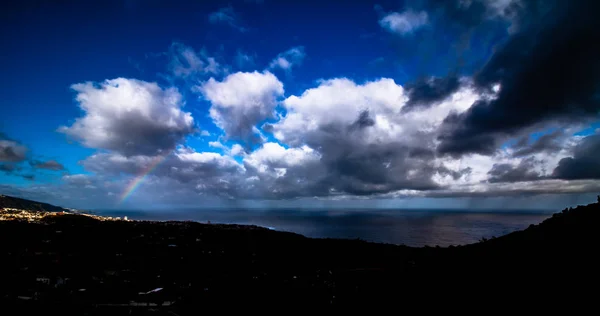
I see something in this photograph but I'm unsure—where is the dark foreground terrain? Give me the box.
[1,195,599,314]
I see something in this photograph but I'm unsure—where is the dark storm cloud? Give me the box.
[512,130,565,157]
[437,166,472,181]
[348,110,375,130]
[21,174,35,181]
[553,134,600,180]
[437,111,499,156]
[403,75,460,110]
[30,160,65,171]
[302,125,441,196]
[424,0,548,30]
[487,157,543,183]
[438,1,600,156]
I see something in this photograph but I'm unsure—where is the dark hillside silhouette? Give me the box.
[0,195,69,213]
[1,195,599,313]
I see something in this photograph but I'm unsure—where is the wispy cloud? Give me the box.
[0,139,27,163]
[31,160,65,171]
[168,42,222,78]
[235,50,255,68]
[379,10,428,35]
[209,6,247,32]
[268,46,305,72]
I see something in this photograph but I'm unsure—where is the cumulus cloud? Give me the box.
[5,0,597,206]
[272,77,476,146]
[268,47,305,71]
[4,72,598,205]
[199,71,284,146]
[245,142,320,174]
[379,10,428,35]
[267,77,481,196]
[208,6,246,32]
[59,78,195,156]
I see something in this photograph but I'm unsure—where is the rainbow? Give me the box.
[119,154,169,204]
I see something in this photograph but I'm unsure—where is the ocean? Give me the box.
[94,208,554,247]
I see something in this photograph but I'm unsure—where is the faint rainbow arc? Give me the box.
[118,154,169,203]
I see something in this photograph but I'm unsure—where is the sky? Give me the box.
[1,0,599,210]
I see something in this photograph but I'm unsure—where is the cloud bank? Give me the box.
[3,0,599,208]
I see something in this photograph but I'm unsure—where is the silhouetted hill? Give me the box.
[0,195,69,213]
[1,195,599,313]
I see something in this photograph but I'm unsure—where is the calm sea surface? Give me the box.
[94,209,554,247]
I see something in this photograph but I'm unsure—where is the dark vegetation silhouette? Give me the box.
[1,194,599,313]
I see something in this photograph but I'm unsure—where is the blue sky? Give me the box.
[1,0,599,210]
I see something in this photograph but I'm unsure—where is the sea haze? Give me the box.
[94,209,554,247]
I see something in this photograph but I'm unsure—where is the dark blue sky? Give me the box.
[1,0,598,209]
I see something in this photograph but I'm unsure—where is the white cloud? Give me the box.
[268,46,305,71]
[245,142,320,173]
[199,71,284,146]
[207,141,245,157]
[273,77,476,146]
[200,130,211,137]
[58,78,195,156]
[209,141,228,151]
[37,68,600,205]
[230,144,245,156]
[379,10,428,35]
[270,76,581,197]
[174,148,241,170]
